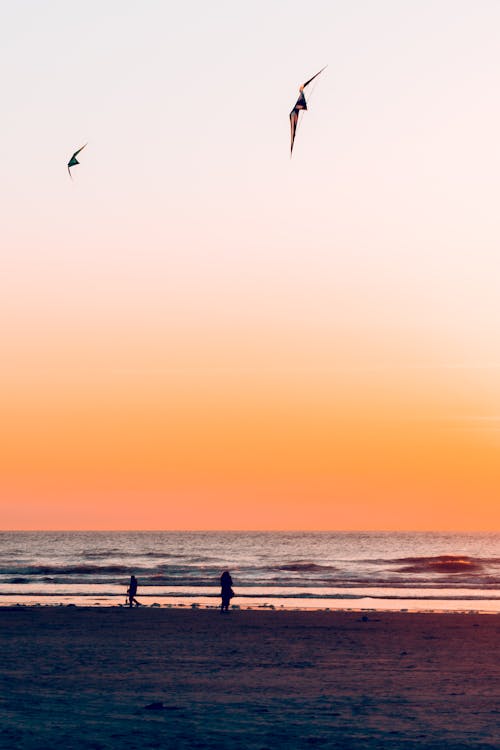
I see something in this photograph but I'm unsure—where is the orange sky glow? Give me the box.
[3,356,500,529]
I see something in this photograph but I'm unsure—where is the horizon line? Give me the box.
[1,528,498,534]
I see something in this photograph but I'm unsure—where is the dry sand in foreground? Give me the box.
[0,608,499,749]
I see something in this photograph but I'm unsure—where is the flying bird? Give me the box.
[289,67,326,155]
[67,144,87,178]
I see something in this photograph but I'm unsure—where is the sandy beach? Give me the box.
[0,608,498,749]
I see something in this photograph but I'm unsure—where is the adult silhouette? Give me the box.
[220,570,234,613]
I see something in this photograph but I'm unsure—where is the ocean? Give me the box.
[0,531,499,611]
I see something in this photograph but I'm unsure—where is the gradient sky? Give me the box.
[2,1,500,530]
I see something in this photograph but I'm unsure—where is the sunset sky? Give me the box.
[2,1,500,530]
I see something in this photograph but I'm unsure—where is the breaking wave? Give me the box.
[395,555,485,574]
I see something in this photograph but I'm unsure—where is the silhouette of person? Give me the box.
[127,574,140,607]
[220,570,234,613]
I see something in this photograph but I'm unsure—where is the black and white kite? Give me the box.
[289,67,326,155]
[67,144,86,178]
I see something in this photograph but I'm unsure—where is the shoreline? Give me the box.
[2,597,500,614]
[2,584,500,612]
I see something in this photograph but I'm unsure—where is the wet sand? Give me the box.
[0,608,499,749]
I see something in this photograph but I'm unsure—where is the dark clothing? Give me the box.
[128,575,139,607]
[220,571,234,612]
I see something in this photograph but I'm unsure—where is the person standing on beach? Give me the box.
[220,571,234,613]
[127,574,140,607]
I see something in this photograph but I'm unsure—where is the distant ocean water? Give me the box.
[0,531,499,611]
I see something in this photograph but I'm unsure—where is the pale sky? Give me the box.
[2,1,500,529]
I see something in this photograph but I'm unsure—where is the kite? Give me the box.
[67,144,86,178]
[289,67,326,155]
